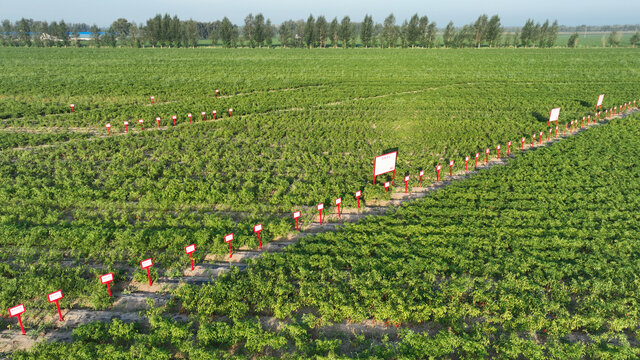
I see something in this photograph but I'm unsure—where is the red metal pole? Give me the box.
[319,210,322,225]
[190,253,194,270]
[296,218,299,231]
[146,268,152,286]
[106,282,112,297]
[257,232,262,249]
[55,301,63,321]
[17,315,25,334]
[228,242,232,258]
[338,204,341,218]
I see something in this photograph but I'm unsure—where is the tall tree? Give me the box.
[607,31,620,47]
[567,32,579,48]
[537,20,549,47]
[426,22,437,47]
[220,17,235,48]
[339,16,351,48]
[111,18,131,42]
[443,21,455,48]
[315,16,328,47]
[360,15,374,48]
[485,15,502,47]
[303,14,315,48]
[399,20,408,47]
[90,24,101,47]
[630,31,640,47]
[278,20,293,48]
[418,16,429,47]
[264,19,274,47]
[253,13,265,47]
[185,20,198,48]
[546,20,558,47]
[16,18,31,46]
[473,14,488,47]
[328,17,339,48]
[406,14,420,47]
[244,14,255,47]
[382,13,396,48]
[520,19,535,47]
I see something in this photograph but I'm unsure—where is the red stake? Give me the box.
[213,110,217,120]
[188,113,192,123]
[404,176,410,193]
[201,111,206,121]
[8,304,26,335]
[582,116,585,128]
[555,126,558,138]
[100,273,114,297]
[224,234,234,258]
[105,123,111,136]
[564,123,567,135]
[539,131,543,144]
[436,165,441,182]
[317,203,324,224]
[156,117,161,129]
[475,153,479,169]
[335,198,342,218]
[355,190,361,209]
[419,170,424,186]
[254,224,263,249]
[216,89,219,97]
[548,128,552,141]
[532,134,536,147]
[293,211,301,231]
[185,244,196,270]
[47,291,64,321]
[521,137,525,150]
[485,149,490,164]
[138,119,144,130]
[449,161,454,176]
[384,181,390,195]
[140,258,153,286]
[507,142,511,156]
[70,104,75,112]
[172,115,177,126]
[465,156,469,170]
[123,121,129,133]
[229,108,233,117]
[496,145,501,159]
[150,96,155,104]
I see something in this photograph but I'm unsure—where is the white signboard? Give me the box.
[140,258,153,269]
[48,290,63,303]
[9,304,25,316]
[224,234,234,243]
[374,151,397,176]
[185,244,196,254]
[597,94,604,106]
[549,107,561,123]
[100,273,114,284]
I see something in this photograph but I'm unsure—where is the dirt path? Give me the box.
[0,108,636,355]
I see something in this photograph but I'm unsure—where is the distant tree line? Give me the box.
[1,14,639,49]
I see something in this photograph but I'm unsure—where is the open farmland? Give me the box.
[0,47,639,357]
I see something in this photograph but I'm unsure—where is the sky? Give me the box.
[2,0,639,27]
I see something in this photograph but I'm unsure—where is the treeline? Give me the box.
[1,14,639,48]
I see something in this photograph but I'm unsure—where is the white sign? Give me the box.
[355,190,361,197]
[188,113,192,117]
[436,165,441,171]
[549,107,561,123]
[485,149,490,154]
[229,108,233,112]
[224,234,234,243]
[138,119,143,124]
[123,121,129,126]
[105,123,111,128]
[156,117,160,121]
[597,94,604,106]
[384,181,390,188]
[317,204,324,211]
[449,161,454,166]
[185,244,196,254]
[404,176,410,182]
[172,116,177,120]
[8,304,25,316]
[465,157,469,162]
[373,151,397,176]
[293,211,301,219]
[335,198,342,205]
[213,110,217,114]
[100,273,113,284]
[497,145,501,150]
[48,290,63,303]
[201,112,206,115]
[419,170,424,176]
[254,224,262,232]
[70,104,74,108]
[140,258,153,269]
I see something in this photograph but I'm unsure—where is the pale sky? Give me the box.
[2,0,639,27]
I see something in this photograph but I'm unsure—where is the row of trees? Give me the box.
[1,15,638,49]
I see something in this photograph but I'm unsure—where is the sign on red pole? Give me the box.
[8,304,26,335]
[464,156,469,171]
[539,131,543,145]
[70,104,75,112]
[475,153,479,169]
[254,224,263,249]
[335,198,342,218]
[47,290,64,321]
[404,175,410,193]
[229,108,233,117]
[105,123,111,136]
[213,110,217,120]
[150,96,155,104]
[293,211,301,231]
[521,137,525,150]
[216,89,220,97]
[123,121,129,133]
[140,258,153,286]
[224,234,234,258]
[138,119,144,130]
[355,190,362,209]
[372,151,397,185]
[419,170,424,186]
[548,107,561,125]
[496,145,501,159]
[172,115,177,126]
[507,141,511,155]
[548,128,552,141]
[485,149,490,164]
[449,161,454,176]
[156,117,161,129]
[185,244,196,270]
[436,165,441,182]
[100,273,114,297]
[188,113,192,123]
[596,94,604,112]
[532,134,536,147]
[582,116,585,128]
[201,111,206,121]
[317,203,324,224]
[384,181,390,195]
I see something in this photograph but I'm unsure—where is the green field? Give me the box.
[0,47,639,358]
